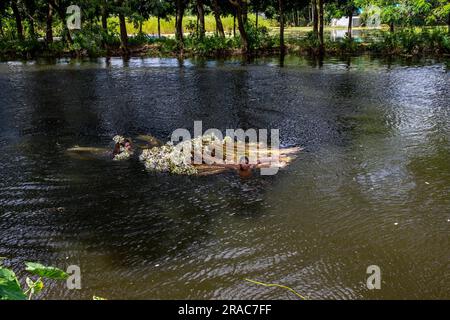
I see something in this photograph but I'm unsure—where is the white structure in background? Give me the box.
[330,16,362,28]
[330,16,364,41]
[330,29,352,41]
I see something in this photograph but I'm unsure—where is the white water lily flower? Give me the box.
[113,150,133,161]
[113,135,125,144]
[139,133,236,175]
[139,143,197,175]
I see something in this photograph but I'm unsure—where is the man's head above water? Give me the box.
[124,139,132,151]
[239,156,251,171]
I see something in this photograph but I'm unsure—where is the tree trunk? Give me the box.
[46,3,53,44]
[309,5,312,25]
[231,1,249,53]
[22,3,36,40]
[119,13,128,51]
[175,0,185,43]
[447,13,450,34]
[196,15,199,34]
[318,0,324,53]
[11,1,24,41]
[102,15,108,31]
[233,13,236,37]
[255,10,259,28]
[158,16,161,38]
[390,22,394,33]
[48,0,73,44]
[102,2,108,32]
[0,19,4,37]
[347,10,353,39]
[312,0,318,38]
[28,16,35,39]
[139,20,143,34]
[212,0,225,38]
[279,0,285,54]
[175,7,178,31]
[242,0,248,24]
[196,0,205,38]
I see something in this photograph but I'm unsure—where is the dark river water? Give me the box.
[0,56,449,299]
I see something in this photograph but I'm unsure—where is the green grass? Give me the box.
[111,14,276,35]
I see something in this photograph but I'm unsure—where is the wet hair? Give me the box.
[240,156,249,164]
[239,156,251,171]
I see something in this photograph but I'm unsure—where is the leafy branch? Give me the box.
[0,260,69,300]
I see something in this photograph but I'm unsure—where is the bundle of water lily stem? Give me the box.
[67,134,300,176]
[138,133,300,175]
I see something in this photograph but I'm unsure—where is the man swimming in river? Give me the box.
[238,156,254,178]
[201,152,285,178]
[67,135,155,161]
[112,136,134,160]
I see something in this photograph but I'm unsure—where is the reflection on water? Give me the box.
[0,56,449,299]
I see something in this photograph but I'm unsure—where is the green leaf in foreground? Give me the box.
[93,295,107,300]
[0,267,27,300]
[25,262,68,280]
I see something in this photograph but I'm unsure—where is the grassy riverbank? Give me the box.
[1,22,450,61]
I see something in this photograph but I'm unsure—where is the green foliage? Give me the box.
[159,38,179,54]
[336,36,361,52]
[245,24,278,51]
[25,262,69,280]
[290,31,322,54]
[285,26,450,56]
[181,22,277,56]
[0,261,69,300]
[381,3,406,27]
[0,39,43,58]
[432,1,450,24]
[367,28,450,54]
[0,0,449,59]
[46,41,66,54]
[128,33,154,46]
[71,26,108,57]
[0,267,27,300]
[364,0,441,29]
[185,34,240,56]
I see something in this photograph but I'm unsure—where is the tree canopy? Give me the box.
[0,0,449,55]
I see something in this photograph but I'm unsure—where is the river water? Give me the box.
[0,56,449,299]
